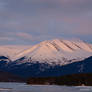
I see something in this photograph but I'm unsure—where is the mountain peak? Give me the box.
[12,39,92,65]
[0,39,92,65]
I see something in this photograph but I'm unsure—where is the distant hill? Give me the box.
[34,56,92,77]
[0,56,92,78]
[26,56,92,85]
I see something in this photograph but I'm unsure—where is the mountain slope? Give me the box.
[25,56,92,77]
[1,56,91,78]
[37,56,92,77]
[0,45,31,60]
[0,39,92,65]
[0,39,92,78]
[14,39,92,65]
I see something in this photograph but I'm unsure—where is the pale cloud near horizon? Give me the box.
[0,0,92,44]
[0,37,13,41]
[16,32,33,40]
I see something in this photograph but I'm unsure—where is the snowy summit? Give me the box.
[0,39,92,65]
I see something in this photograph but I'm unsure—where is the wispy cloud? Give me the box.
[0,37,13,41]
[16,32,33,40]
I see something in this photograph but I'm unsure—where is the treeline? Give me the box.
[27,73,92,86]
[0,70,25,82]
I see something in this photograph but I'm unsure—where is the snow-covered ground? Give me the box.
[0,82,92,92]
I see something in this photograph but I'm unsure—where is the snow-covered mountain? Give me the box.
[0,39,92,78]
[13,39,92,65]
[0,39,92,65]
[0,45,31,60]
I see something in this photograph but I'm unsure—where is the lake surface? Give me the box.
[0,82,92,92]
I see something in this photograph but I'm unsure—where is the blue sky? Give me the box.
[0,0,92,45]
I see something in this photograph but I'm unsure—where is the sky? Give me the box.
[0,0,92,45]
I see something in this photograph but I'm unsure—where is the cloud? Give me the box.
[0,0,92,44]
[0,37,13,41]
[16,32,33,40]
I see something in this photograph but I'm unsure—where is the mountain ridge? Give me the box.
[0,39,92,65]
[13,39,92,65]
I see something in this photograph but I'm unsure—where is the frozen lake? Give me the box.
[0,82,92,92]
